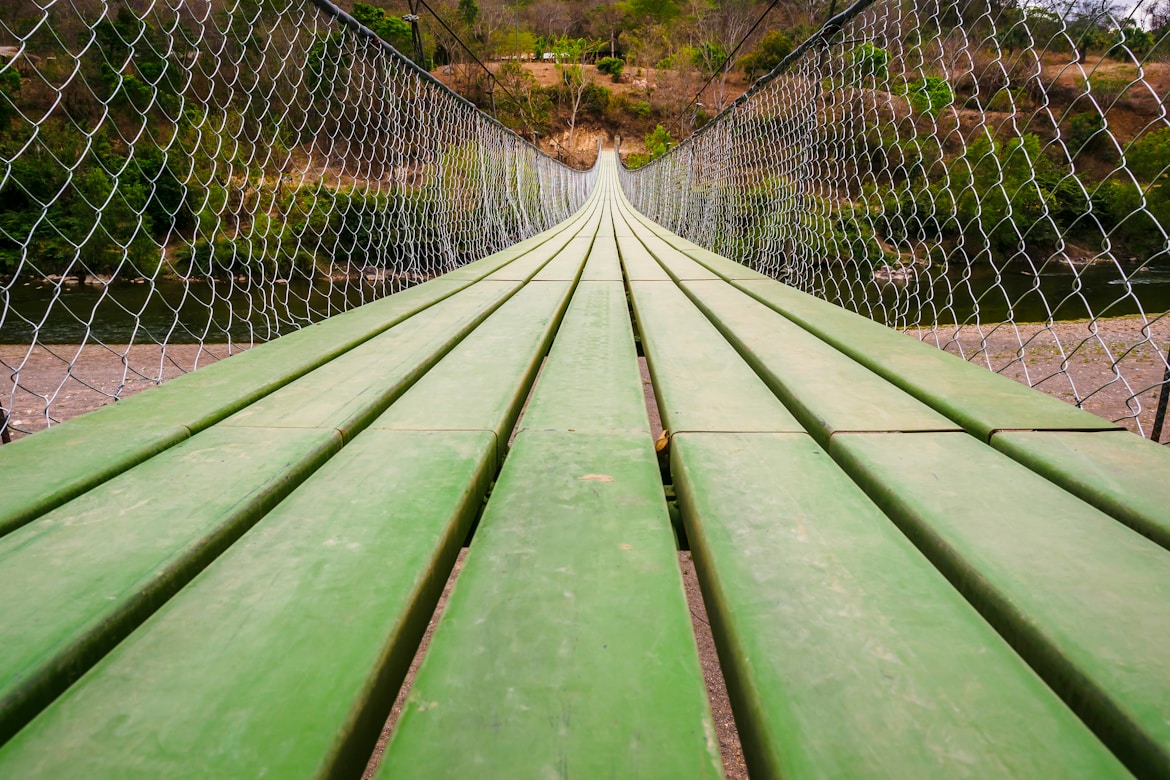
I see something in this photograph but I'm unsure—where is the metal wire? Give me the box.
[0,0,596,439]
[620,0,1170,442]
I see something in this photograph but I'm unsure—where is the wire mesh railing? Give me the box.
[620,0,1170,443]
[0,0,595,440]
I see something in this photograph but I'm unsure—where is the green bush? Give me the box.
[1127,127,1170,181]
[629,99,651,119]
[1064,111,1105,159]
[850,43,890,82]
[741,31,794,82]
[625,124,674,168]
[596,57,624,81]
[906,77,954,118]
[0,58,21,130]
[581,83,611,115]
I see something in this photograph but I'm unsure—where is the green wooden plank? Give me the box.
[673,245,770,281]
[616,233,672,280]
[627,281,803,433]
[580,232,624,281]
[831,431,1170,777]
[679,280,959,444]
[0,418,190,540]
[671,431,1127,779]
[518,281,649,434]
[623,224,721,281]
[733,279,1118,438]
[992,430,1170,550]
[531,234,593,281]
[0,277,473,539]
[220,281,518,438]
[0,430,494,778]
[377,431,723,779]
[372,281,574,462]
[0,425,341,743]
[438,208,590,282]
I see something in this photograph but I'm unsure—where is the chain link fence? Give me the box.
[620,0,1170,442]
[0,0,595,440]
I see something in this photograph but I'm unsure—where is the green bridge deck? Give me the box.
[0,154,1168,778]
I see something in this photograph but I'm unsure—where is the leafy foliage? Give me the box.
[741,31,793,82]
[625,124,673,168]
[597,57,625,81]
[850,43,890,82]
[905,77,954,118]
[351,3,412,53]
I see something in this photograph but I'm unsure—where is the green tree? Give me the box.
[626,124,674,167]
[551,36,602,158]
[458,0,479,27]
[627,0,680,24]
[740,31,793,82]
[351,3,413,52]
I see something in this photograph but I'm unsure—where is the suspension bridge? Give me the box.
[1,0,1170,777]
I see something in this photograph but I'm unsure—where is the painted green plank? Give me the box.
[617,233,672,280]
[992,430,1170,550]
[672,244,770,281]
[0,418,190,540]
[679,280,958,443]
[438,202,594,282]
[627,281,803,433]
[671,431,1127,779]
[733,279,1118,438]
[518,281,649,434]
[372,281,574,462]
[378,431,723,779]
[831,431,1170,777]
[532,234,594,281]
[0,430,493,778]
[0,425,341,743]
[580,232,624,281]
[625,226,721,281]
[220,281,518,437]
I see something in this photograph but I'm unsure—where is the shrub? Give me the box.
[850,43,890,82]
[625,124,674,168]
[0,58,21,130]
[906,77,954,117]
[1064,111,1105,159]
[580,82,611,115]
[629,99,651,118]
[596,57,624,81]
[741,31,794,82]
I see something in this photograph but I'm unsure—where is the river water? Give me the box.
[2,262,1168,344]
